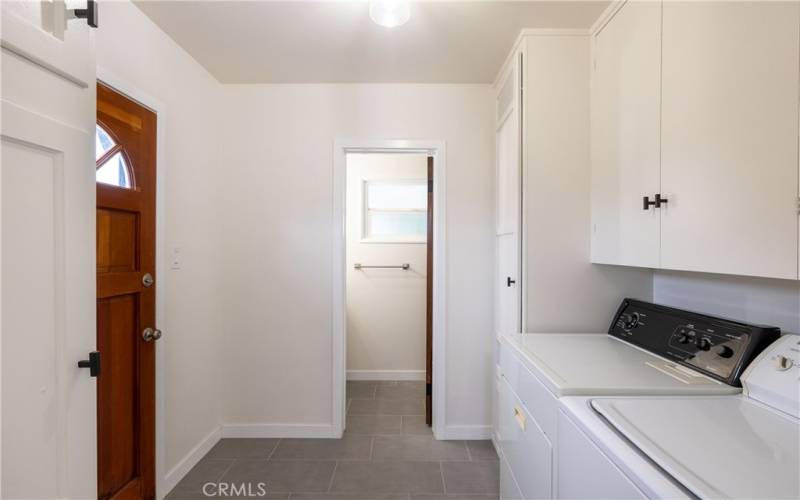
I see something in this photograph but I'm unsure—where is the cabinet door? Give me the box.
[496,52,522,335]
[661,2,800,279]
[590,1,662,267]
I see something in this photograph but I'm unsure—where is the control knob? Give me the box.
[714,345,734,359]
[774,355,794,371]
[622,312,640,330]
[696,338,711,351]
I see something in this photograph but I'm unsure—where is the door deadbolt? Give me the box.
[142,273,154,287]
[142,328,162,342]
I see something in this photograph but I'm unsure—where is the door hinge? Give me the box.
[426,383,432,396]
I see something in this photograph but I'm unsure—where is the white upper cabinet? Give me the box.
[660,1,800,280]
[590,1,662,267]
[591,1,800,280]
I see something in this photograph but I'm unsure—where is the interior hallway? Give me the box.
[167,381,499,499]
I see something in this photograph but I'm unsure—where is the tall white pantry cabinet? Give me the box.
[590,0,800,281]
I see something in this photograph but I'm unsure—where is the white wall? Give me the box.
[217,84,495,435]
[346,154,427,378]
[654,271,800,334]
[96,0,224,483]
[522,35,653,333]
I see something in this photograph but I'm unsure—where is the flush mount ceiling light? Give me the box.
[370,0,410,28]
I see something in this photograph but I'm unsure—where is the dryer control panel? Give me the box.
[609,299,780,386]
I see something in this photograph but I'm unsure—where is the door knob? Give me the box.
[77,351,101,377]
[507,277,516,287]
[643,196,657,210]
[142,328,162,342]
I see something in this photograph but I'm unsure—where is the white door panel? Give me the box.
[1,2,94,88]
[497,234,520,335]
[1,2,96,497]
[660,1,800,279]
[590,1,661,267]
[496,52,522,335]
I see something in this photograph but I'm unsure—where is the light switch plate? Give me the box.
[170,247,181,270]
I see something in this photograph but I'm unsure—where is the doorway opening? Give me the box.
[345,153,432,423]
[333,140,447,439]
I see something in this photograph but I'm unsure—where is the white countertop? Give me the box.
[502,332,742,397]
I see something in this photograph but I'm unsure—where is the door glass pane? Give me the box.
[367,182,427,210]
[95,125,115,161]
[96,152,131,188]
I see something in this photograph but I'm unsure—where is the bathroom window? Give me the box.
[362,179,427,243]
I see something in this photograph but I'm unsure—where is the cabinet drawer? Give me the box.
[497,376,552,500]
[499,339,558,439]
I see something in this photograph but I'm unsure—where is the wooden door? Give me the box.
[660,1,800,280]
[495,51,522,336]
[425,157,433,426]
[590,0,661,268]
[1,3,97,498]
[96,82,157,500]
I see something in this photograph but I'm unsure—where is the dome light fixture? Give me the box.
[370,0,410,28]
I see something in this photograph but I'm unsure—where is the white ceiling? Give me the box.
[134,1,609,84]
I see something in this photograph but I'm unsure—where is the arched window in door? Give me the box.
[95,124,132,188]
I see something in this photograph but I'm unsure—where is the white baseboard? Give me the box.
[222,423,335,438]
[346,370,425,381]
[162,426,222,498]
[441,425,492,440]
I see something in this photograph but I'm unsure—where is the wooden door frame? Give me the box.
[96,68,169,498]
[332,139,447,440]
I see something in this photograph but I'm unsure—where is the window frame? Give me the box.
[360,178,428,244]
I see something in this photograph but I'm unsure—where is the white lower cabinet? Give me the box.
[497,376,552,499]
[499,445,524,500]
[556,409,647,500]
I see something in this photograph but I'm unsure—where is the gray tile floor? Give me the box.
[167,381,499,500]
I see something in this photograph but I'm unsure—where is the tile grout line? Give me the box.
[439,460,447,495]
[369,435,375,461]
[325,460,339,493]
[267,438,281,460]
[216,457,238,484]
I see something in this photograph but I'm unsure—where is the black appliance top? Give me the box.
[609,298,781,387]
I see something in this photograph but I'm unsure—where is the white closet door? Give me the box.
[1,3,97,498]
[496,53,522,335]
[661,1,800,279]
[590,1,662,267]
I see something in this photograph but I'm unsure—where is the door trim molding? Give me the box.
[96,67,169,499]
[332,139,447,440]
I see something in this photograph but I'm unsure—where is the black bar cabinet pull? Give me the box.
[77,351,101,377]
